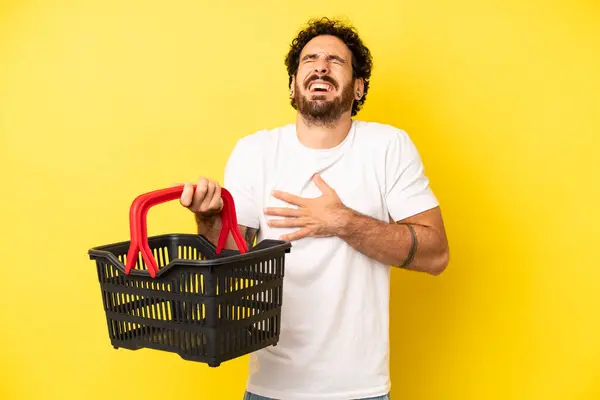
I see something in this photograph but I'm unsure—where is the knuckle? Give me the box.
[197,178,208,190]
[196,185,207,195]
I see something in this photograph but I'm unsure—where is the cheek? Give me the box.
[296,69,310,85]
[341,69,354,83]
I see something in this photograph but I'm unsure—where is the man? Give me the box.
[180,17,449,400]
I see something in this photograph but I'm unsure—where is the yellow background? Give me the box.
[1,0,599,399]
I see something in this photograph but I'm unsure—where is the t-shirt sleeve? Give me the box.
[385,129,439,222]
[223,136,261,229]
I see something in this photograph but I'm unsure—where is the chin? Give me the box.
[310,94,333,101]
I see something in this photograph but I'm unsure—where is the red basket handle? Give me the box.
[134,186,248,255]
[124,185,248,277]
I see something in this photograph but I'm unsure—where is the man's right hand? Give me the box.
[179,177,224,218]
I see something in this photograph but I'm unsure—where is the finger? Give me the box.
[208,182,223,212]
[272,190,305,207]
[264,207,305,217]
[180,183,194,207]
[313,174,334,194]
[191,178,208,211]
[199,180,216,213]
[267,217,307,228]
[281,228,311,241]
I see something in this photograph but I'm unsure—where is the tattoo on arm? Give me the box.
[399,224,418,267]
[244,227,258,249]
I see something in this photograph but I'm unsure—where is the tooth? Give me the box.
[310,82,333,91]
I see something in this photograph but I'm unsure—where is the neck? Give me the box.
[295,113,353,149]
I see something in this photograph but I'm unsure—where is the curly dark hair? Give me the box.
[284,17,373,116]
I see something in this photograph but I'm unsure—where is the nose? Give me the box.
[314,54,329,74]
[315,64,328,74]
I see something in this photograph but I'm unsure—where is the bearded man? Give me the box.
[180,17,450,400]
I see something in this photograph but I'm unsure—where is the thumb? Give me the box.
[313,174,334,194]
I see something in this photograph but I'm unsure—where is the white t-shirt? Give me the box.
[223,120,439,400]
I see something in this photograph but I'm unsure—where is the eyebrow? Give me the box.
[301,53,347,63]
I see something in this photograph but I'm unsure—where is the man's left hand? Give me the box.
[264,174,349,241]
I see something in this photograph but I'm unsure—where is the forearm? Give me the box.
[195,213,221,243]
[194,214,237,250]
[337,208,449,275]
[195,214,256,250]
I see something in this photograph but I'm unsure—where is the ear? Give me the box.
[354,78,365,100]
[290,76,296,97]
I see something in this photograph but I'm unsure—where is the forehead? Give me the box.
[299,35,352,61]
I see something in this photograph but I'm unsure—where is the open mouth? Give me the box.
[308,81,335,93]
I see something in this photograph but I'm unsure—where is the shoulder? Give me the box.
[353,120,416,151]
[231,124,295,152]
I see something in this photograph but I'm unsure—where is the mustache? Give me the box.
[304,74,338,90]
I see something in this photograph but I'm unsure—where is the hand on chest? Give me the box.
[260,163,385,234]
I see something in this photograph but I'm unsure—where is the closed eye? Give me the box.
[328,55,346,64]
[301,53,347,65]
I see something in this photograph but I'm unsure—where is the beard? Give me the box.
[294,77,355,126]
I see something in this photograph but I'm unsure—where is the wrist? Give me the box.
[194,202,224,223]
[333,206,354,237]
[195,212,219,221]
[195,212,220,234]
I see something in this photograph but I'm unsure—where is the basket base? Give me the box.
[109,327,279,367]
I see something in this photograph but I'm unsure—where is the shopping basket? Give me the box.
[88,185,291,367]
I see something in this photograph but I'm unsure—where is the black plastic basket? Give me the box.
[88,186,291,367]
